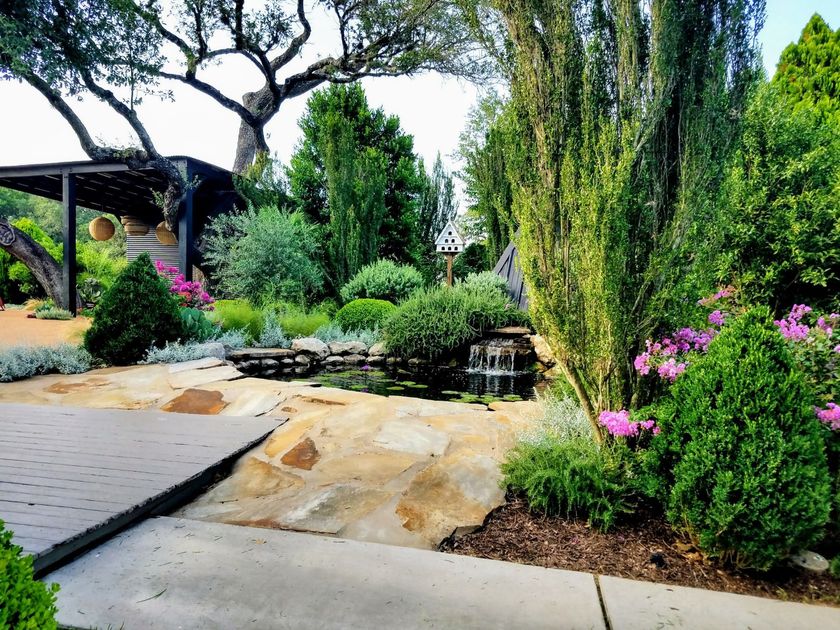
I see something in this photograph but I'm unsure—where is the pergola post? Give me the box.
[178,165,194,282]
[62,173,77,315]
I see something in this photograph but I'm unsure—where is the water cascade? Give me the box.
[468,338,529,375]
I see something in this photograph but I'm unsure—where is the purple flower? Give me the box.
[657,359,687,382]
[599,409,658,437]
[708,310,725,326]
[634,352,651,375]
[815,403,840,431]
[360,364,371,372]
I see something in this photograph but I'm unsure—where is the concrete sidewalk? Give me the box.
[46,517,840,630]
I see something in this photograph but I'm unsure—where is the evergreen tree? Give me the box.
[773,14,840,115]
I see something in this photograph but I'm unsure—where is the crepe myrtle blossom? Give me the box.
[599,409,659,437]
[815,403,840,431]
[154,260,215,311]
[634,328,716,381]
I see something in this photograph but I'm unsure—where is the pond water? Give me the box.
[279,365,545,405]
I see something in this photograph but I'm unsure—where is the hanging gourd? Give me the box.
[121,215,149,236]
[88,216,115,241]
[155,221,177,245]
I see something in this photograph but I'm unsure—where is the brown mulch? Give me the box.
[441,495,840,608]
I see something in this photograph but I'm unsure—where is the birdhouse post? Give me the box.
[434,220,465,287]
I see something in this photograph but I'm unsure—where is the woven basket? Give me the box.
[155,221,177,245]
[88,217,115,241]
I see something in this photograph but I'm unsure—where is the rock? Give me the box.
[168,365,243,389]
[237,360,261,372]
[328,341,368,356]
[529,334,556,367]
[260,359,280,369]
[368,342,387,357]
[221,391,283,417]
[373,419,450,457]
[488,326,531,337]
[161,388,227,415]
[344,354,365,365]
[366,355,384,365]
[167,357,225,373]
[294,354,311,366]
[281,358,294,365]
[280,437,321,470]
[290,338,330,359]
[790,550,829,573]
[227,348,296,361]
[407,357,428,366]
[324,356,345,366]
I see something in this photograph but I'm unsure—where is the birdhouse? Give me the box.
[435,221,465,254]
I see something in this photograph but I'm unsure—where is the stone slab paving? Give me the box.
[599,575,840,629]
[46,516,605,630]
[0,362,543,549]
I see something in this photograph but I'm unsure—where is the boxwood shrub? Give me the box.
[84,253,184,365]
[646,307,832,570]
[334,298,396,332]
[340,260,423,304]
[0,520,59,629]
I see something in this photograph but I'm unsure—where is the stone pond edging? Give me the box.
[228,339,389,377]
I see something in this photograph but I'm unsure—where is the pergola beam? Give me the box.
[179,162,194,281]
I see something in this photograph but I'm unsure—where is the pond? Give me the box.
[279,365,545,405]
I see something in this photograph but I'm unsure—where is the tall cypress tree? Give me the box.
[464,0,765,438]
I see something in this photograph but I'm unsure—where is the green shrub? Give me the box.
[255,312,291,348]
[180,308,217,342]
[831,556,840,580]
[0,344,92,382]
[278,312,330,338]
[84,253,184,365]
[384,283,526,360]
[459,271,509,294]
[646,308,832,570]
[502,437,633,531]
[0,520,59,629]
[34,307,73,320]
[143,341,221,364]
[313,323,381,347]
[335,299,396,332]
[212,299,263,340]
[212,328,248,349]
[340,260,424,304]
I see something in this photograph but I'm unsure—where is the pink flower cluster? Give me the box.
[599,409,659,437]
[634,327,717,382]
[697,285,735,307]
[774,304,813,340]
[815,403,840,431]
[154,260,214,311]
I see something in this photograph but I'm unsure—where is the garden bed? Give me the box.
[442,495,840,607]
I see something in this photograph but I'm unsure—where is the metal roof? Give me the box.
[0,156,234,222]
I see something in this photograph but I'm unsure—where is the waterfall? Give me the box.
[468,338,520,375]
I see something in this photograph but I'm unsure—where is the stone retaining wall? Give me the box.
[229,340,387,378]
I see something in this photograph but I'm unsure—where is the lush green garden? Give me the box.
[1,0,840,620]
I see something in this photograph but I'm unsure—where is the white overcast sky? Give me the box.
[0,0,837,191]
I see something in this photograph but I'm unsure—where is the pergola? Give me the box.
[0,157,237,312]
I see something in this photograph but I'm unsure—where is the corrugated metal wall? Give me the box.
[126,226,180,271]
[492,240,528,311]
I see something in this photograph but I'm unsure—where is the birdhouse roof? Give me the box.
[435,221,464,246]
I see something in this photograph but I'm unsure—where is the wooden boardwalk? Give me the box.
[0,403,283,574]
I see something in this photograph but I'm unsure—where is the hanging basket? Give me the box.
[121,215,149,237]
[155,221,177,245]
[88,216,115,241]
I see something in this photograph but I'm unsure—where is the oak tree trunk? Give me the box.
[1,226,79,308]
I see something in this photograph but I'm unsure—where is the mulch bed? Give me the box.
[441,495,840,607]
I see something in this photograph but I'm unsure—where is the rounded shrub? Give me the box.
[647,307,832,570]
[1,520,59,629]
[84,253,184,365]
[340,260,424,304]
[334,298,396,332]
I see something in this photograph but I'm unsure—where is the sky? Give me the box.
[0,0,837,193]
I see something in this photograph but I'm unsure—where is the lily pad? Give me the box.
[441,390,462,396]
[387,386,406,391]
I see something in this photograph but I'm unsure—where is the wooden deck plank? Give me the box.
[0,402,283,574]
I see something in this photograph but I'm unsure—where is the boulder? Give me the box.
[408,357,429,366]
[529,334,556,367]
[324,356,345,366]
[328,341,368,356]
[294,354,311,366]
[344,354,366,365]
[193,342,227,360]
[291,337,330,359]
[368,342,387,357]
[366,355,384,365]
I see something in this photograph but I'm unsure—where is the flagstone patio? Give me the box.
[0,360,541,548]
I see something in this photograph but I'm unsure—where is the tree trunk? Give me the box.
[232,90,274,174]
[1,226,79,308]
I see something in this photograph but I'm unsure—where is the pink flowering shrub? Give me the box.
[155,261,215,311]
[598,409,659,438]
